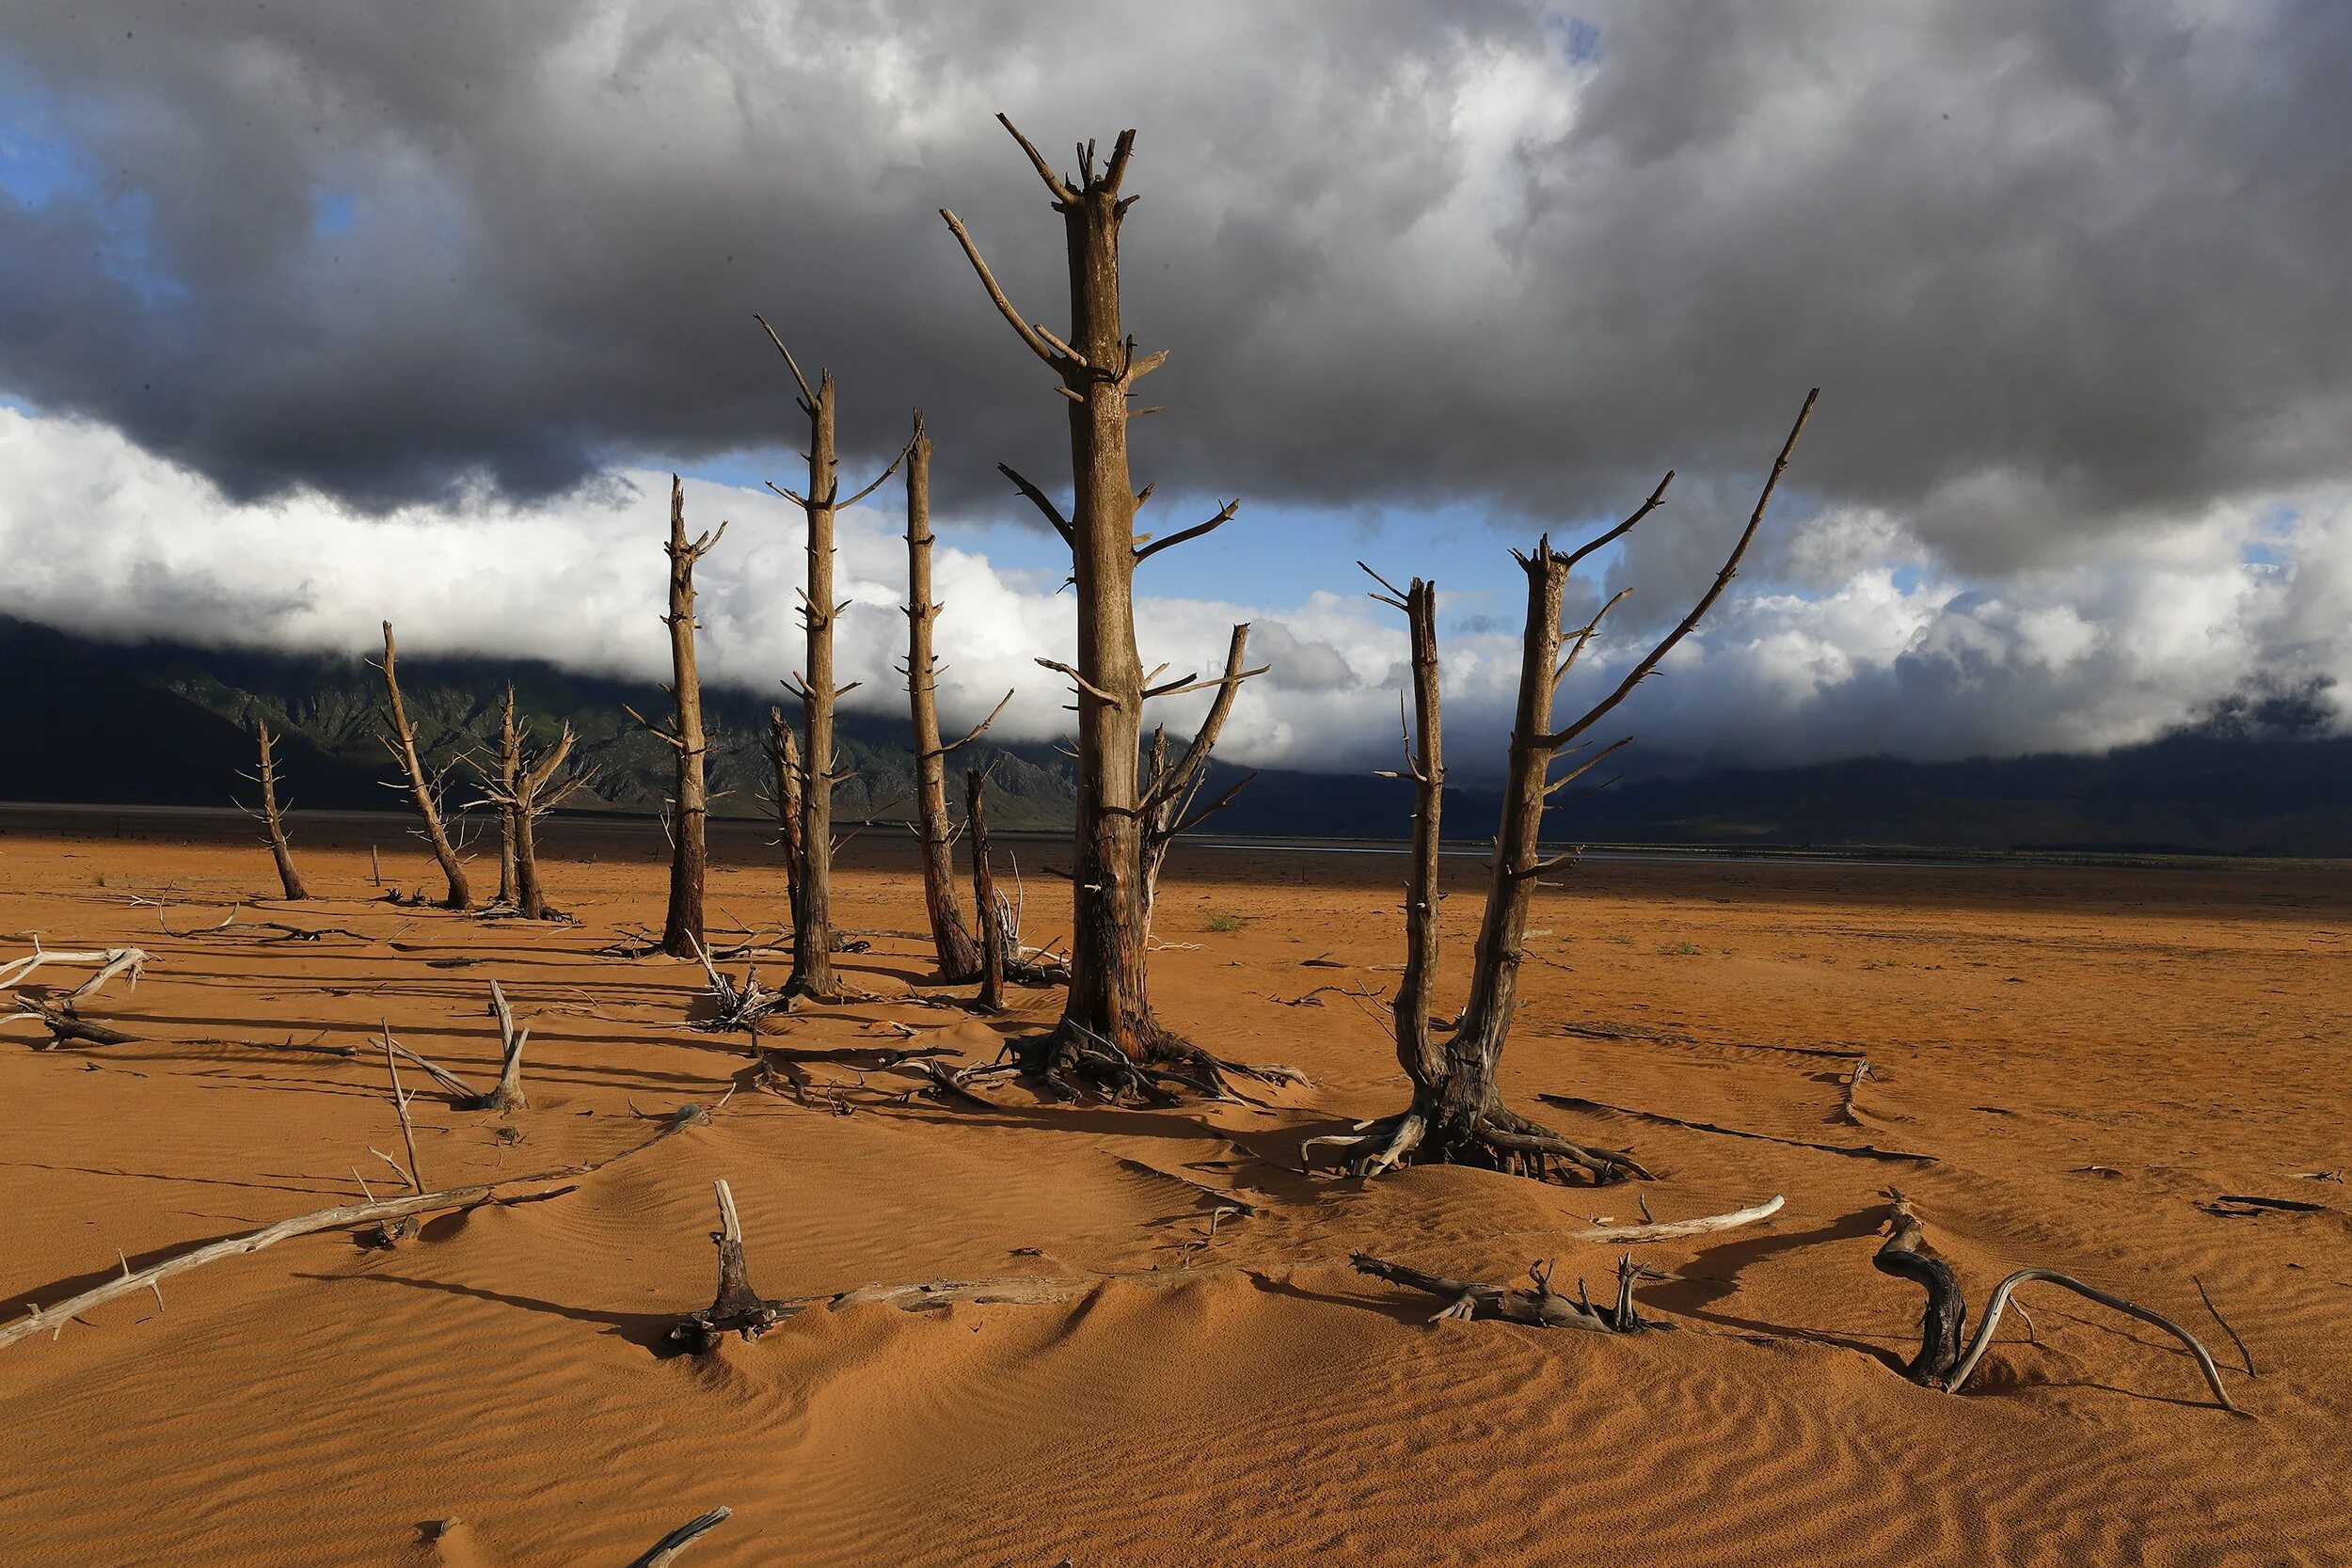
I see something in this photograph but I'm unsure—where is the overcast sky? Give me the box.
[1,1,2346,774]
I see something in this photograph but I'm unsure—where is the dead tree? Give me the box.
[239,717,309,901]
[764,707,806,930]
[492,690,522,908]
[1139,624,1259,942]
[966,768,1006,1012]
[628,477,726,958]
[1306,392,1816,1183]
[755,317,910,1000]
[374,621,470,911]
[454,980,529,1113]
[475,715,590,921]
[1874,1190,2237,1412]
[944,119,1263,1082]
[902,413,1013,982]
[672,1179,791,1351]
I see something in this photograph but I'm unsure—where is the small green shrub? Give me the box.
[1203,911,1248,933]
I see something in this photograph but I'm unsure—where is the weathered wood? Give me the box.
[626,1508,732,1568]
[946,121,1184,1069]
[245,718,310,900]
[375,621,471,911]
[628,476,723,957]
[1351,1253,1650,1333]
[1874,1188,1968,1382]
[902,416,993,983]
[494,689,521,907]
[0,1106,707,1350]
[479,699,587,922]
[766,707,806,934]
[966,768,1006,1013]
[1575,1194,1785,1243]
[0,945,150,998]
[381,1026,427,1193]
[757,321,907,1001]
[1138,624,1262,941]
[672,1180,793,1352]
[454,980,528,1113]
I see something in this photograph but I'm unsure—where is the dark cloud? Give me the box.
[1,0,2345,566]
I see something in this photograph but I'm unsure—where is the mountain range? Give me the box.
[2,614,2344,857]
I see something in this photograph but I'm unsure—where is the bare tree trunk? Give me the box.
[513,724,580,921]
[904,417,1010,983]
[966,768,1006,1013]
[766,707,805,934]
[946,121,1255,1075]
[495,689,520,907]
[1139,624,1260,941]
[756,321,909,999]
[629,477,724,958]
[375,621,470,911]
[1307,392,1817,1184]
[246,717,309,901]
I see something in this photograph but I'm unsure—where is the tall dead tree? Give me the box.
[902,413,1013,982]
[492,691,521,908]
[945,119,1263,1080]
[755,317,910,1000]
[375,621,470,911]
[627,477,726,958]
[1308,391,1817,1183]
[240,718,309,901]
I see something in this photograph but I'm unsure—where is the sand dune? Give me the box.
[2,832,2346,1565]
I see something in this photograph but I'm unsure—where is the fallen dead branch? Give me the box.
[16,997,139,1049]
[627,1508,732,1568]
[1575,1194,1784,1243]
[1873,1189,2238,1414]
[1540,1093,1937,1164]
[0,1105,709,1351]
[0,945,150,1000]
[2193,1275,2256,1378]
[1351,1252,1659,1333]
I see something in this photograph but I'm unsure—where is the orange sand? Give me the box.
[1,826,2347,1566]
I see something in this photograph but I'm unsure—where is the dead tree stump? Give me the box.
[672,1180,793,1352]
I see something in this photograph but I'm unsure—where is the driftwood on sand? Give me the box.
[1351,1252,1660,1334]
[0,1106,708,1352]
[1872,1189,2238,1413]
[626,1508,733,1568]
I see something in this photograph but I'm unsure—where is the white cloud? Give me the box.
[2,405,2344,778]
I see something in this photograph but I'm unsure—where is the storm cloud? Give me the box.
[1,2,2347,768]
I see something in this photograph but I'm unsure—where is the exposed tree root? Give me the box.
[1303,1103,1652,1185]
[1874,1189,2239,1413]
[1352,1252,1661,1333]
